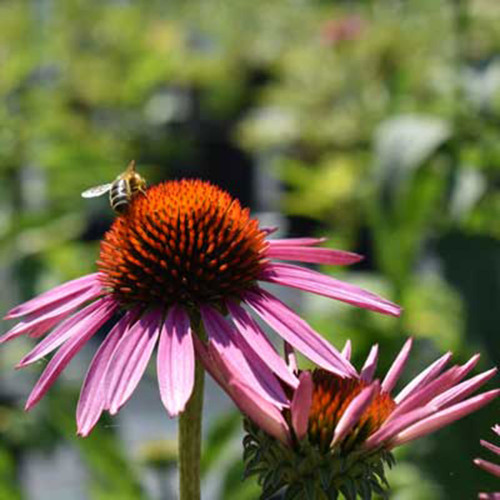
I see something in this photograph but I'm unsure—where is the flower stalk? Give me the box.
[179,358,205,500]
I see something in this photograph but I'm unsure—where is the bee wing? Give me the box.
[81,183,113,198]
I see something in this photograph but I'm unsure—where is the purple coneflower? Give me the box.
[475,425,500,500]
[196,336,499,498]
[1,179,400,436]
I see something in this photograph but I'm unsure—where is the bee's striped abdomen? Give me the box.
[109,178,131,214]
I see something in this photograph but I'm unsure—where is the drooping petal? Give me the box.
[1,286,101,345]
[394,351,453,404]
[16,298,110,368]
[244,288,357,378]
[25,299,117,411]
[192,334,228,391]
[227,301,298,388]
[360,344,379,383]
[228,379,291,446]
[266,246,362,266]
[267,237,327,247]
[4,273,101,319]
[28,316,69,339]
[157,305,195,417]
[77,310,136,437]
[1,315,63,344]
[259,262,401,317]
[291,372,313,441]
[332,382,379,446]
[200,305,288,408]
[381,338,413,393]
[106,310,162,415]
[391,389,500,448]
[197,336,291,445]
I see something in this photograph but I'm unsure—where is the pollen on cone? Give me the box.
[98,179,268,307]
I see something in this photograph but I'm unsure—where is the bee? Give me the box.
[81,160,147,214]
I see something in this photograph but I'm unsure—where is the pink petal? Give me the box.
[28,316,68,339]
[387,366,462,422]
[25,299,117,410]
[455,353,481,380]
[197,337,292,445]
[193,333,292,446]
[341,339,352,361]
[1,315,63,344]
[267,237,327,247]
[259,262,401,317]
[266,246,362,266]
[381,338,413,393]
[474,458,500,478]
[5,273,101,319]
[291,372,313,441]
[106,310,162,415]
[76,310,136,437]
[244,288,357,378]
[478,493,500,500]
[332,382,379,446]
[227,301,298,388]
[360,344,379,383]
[429,368,498,410]
[228,379,290,446]
[157,305,195,417]
[364,406,436,450]
[392,355,487,417]
[1,286,101,344]
[16,298,110,368]
[481,439,500,457]
[192,335,228,391]
[391,389,500,447]
[200,305,288,408]
[394,351,453,404]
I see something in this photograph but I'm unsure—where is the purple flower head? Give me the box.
[198,337,499,498]
[2,179,400,436]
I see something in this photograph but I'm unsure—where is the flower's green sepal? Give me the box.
[243,419,395,500]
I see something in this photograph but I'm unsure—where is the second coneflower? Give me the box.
[1,179,400,435]
[197,337,499,499]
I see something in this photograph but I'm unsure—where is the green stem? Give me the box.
[178,359,205,500]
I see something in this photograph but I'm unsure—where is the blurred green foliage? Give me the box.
[0,0,499,498]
